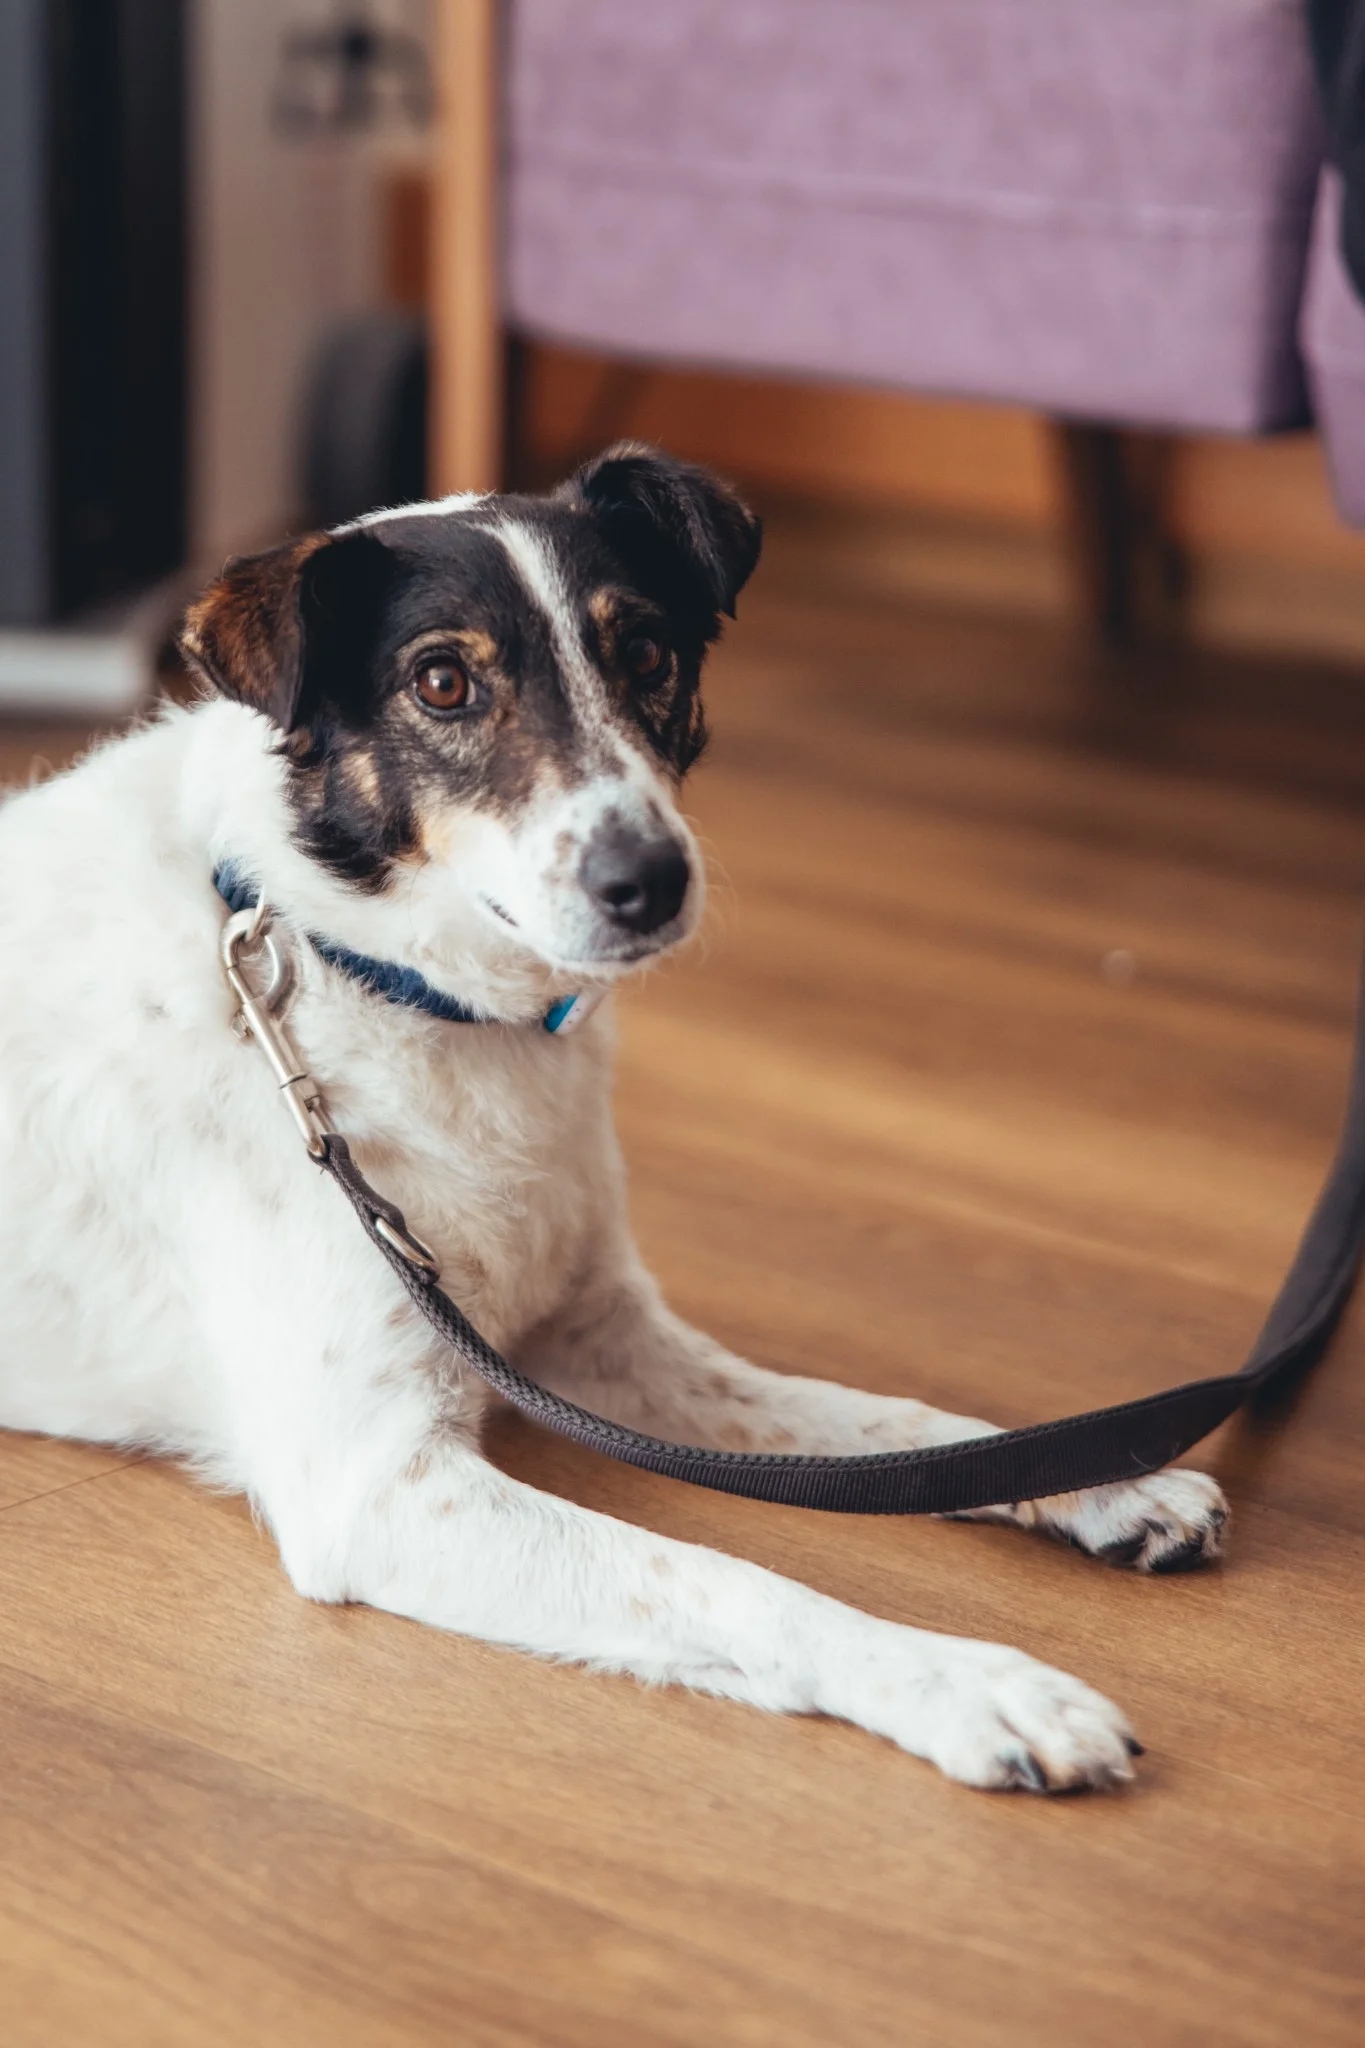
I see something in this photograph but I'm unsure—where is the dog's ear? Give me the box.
[561,442,762,629]
[178,529,394,732]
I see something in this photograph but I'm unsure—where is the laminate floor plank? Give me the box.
[0,1434,133,1514]
[0,1658,800,2048]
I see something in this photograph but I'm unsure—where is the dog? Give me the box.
[0,444,1228,1791]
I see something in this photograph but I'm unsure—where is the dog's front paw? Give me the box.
[821,1632,1139,1792]
[1038,1468,1229,1572]
[924,1645,1141,1792]
[952,1466,1229,1572]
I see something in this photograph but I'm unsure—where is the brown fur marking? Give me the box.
[179,533,330,722]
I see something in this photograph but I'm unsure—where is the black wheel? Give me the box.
[299,309,428,528]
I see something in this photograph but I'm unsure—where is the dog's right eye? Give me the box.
[622,633,671,688]
[414,662,472,716]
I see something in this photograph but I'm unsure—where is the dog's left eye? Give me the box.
[622,634,670,686]
[413,661,478,717]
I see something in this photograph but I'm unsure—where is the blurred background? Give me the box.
[9,0,1365,705]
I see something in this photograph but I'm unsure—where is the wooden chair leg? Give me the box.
[1050,421,1186,643]
[431,0,503,494]
[501,333,531,487]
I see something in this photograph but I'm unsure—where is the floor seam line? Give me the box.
[0,1454,148,1519]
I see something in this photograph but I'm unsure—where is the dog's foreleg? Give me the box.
[268,1422,1137,1792]
[196,1200,1136,1788]
[519,1261,1228,1572]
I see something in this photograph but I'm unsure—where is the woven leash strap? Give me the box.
[317,959,1365,1512]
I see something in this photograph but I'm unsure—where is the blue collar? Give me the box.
[213,863,595,1035]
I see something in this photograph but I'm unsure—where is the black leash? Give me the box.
[219,885,1365,1515]
[317,965,1365,1511]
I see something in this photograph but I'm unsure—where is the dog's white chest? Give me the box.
[291,980,618,1353]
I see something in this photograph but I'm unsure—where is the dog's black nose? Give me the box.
[582,828,690,935]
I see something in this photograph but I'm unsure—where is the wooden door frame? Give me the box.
[431,0,504,494]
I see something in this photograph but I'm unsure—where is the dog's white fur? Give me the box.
[0,508,1227,1791]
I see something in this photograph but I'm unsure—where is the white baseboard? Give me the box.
[0,627,149,713]
[0,573,194,715]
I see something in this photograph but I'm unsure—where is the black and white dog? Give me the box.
[0,446,1226,1791]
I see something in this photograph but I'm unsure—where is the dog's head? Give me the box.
[179,445,760,976]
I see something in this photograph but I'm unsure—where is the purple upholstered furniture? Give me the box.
[1302,169,1365,521]
[502,0,1365,527]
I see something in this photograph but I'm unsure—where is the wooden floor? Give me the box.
[4,544,1365,2045]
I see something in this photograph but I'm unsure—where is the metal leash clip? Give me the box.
[220,900,332,1160]
[219,897,441,1277]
